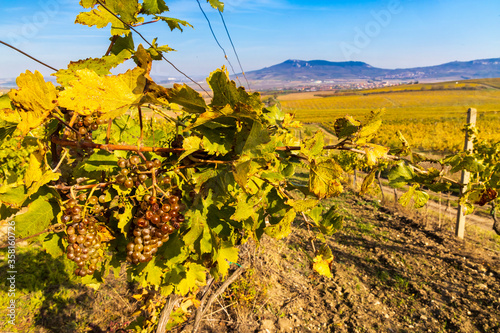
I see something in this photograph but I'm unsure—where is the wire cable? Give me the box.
[195,0,242,87]
[218,10,251,92]
[0,40,58,72]
[95,0,211,96]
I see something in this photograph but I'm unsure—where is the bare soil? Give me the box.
[188,193,500,333]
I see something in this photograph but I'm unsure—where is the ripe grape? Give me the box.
[125,188,187,265]
[63,199,106,277]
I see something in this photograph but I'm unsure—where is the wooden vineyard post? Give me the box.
[455,108,477,239]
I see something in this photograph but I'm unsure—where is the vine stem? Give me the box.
[50,182,111,191]
[51,137,185,153]
[50,136,461,186]
[52,149,68,173]
[192,263,249,333]
[0,223,65,248]
[156,294,182,333]
[301,212,316,253]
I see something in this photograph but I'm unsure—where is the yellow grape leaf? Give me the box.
[312,245,334,278]
[8,70,58,134]
[58,68,146,117]
[363,143,389,166]
[24,151,44,189]
[360,168,377,195]
[283,113,302,128]
[309,158,344,199]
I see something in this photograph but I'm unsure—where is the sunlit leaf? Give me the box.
[58,68,146,117]
[312,244,334,278]
[15,196,56,238]
[300,130,324,160]
[141,0,169,14]
[388,161,414,188]
[362,143,389,166]
[8,70,57,135]
[309,158,344,199]
[264,209,296,240]
[156,16,193,32]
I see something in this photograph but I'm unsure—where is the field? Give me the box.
[278,79,500,151]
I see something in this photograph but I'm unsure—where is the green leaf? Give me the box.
[201,130,232,156]
[41,233,64,257]
[319,205,343,235]
[300,130,324,160]
[309,158,344,199]
[110,34,135,56]
[332,116,360,139]
[116,201,133,234]
[414,190,429,208]
[54,51,131,86]
[264,209,296,240]
[287,198,319,212]
[76,0,139,35]
[162,234,189,265]
[141,0,169,14]
[176,262,207,295]
[0,120,17,141]
[357,109,384,143]
[207,0,224,11]
[213,241,239,279]
[0,93,13,110]
[306,205,323,224]
[184,193,212,246]
[156,16,193,32]
[15,196,56,238]
[146,38,174,60]
[167,84,207,114]
[242,121,270,155]
[231,195,256,221]
[183,209,205,246]
[0,186,27,208]
[388,161,414,188]
[442,153,485,174]
[179,136,202,161]
[207,67,262,113]
[83,150,119,172]
[142,258,164,286]
[0,204,17,221]
[233,160,254,189]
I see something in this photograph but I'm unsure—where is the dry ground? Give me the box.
[1,192,499,333]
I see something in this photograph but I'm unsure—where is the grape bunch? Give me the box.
[116,156,162,189]
[63,197,105,277]
[65,111,105,141]
[126,192,186,265]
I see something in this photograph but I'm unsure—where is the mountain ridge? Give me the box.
[242,58,500,81]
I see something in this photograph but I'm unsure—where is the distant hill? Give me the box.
[243,58,500,81]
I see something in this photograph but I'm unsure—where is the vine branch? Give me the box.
[0,223,65,248]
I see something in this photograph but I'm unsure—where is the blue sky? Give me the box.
[1,0,500,80]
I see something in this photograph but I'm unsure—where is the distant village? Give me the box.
[292,80,418,92]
